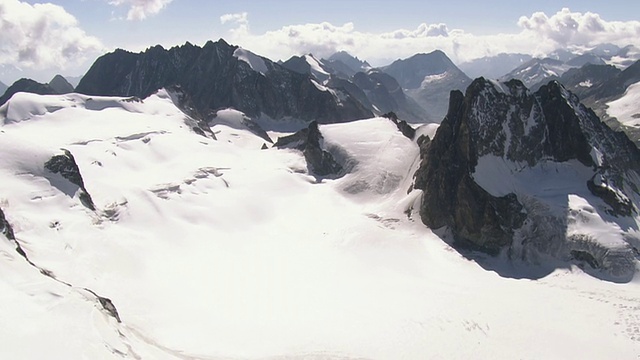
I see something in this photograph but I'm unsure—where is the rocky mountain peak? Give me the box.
[49,74,74,94]
[0,78,57,106]
[414,77,640,279]
[75,40,372,125]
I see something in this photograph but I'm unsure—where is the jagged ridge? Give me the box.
[414,77,640,280]
[76,40,372,124]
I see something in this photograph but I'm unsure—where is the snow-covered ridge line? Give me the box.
[233,47,269,75]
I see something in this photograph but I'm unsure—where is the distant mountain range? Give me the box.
[75,40,372,127]
[382,50,472,122]
[0,74,75,106]
[280,53,429,123]
[3,38,640,357]
[2,40,640,142]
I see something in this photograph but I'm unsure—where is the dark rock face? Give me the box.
[97,296,121,322]
[413,77,640,276]
[350,70,430,123]
[324,51,371,76]
[48,75,74,94]
[383,50,468,89]
[44,150,96,210]
[414,89,526,255]
[0,207,15,240]
[585,60,640,101]
[76,40,372,124]
[274,121,343,177]
[382,51,472,122]
[280,55,428,123]
[0,78,57,106]
[533,64,621,96]
[382,112,416,140]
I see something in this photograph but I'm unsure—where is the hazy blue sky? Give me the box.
[2,0,640,83]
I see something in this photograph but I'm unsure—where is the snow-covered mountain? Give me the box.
[1,86,640,358]
[499,58,572,88]
[281,54,430,123]
[348,69,430,122]
[76,40,372,126]
[413,77,640,281]
[0,80,7,96]
[281,54,332,83]
[459,53,533,80]
[500,44,640,89]
[382,50,472,122]
[540,63,621,97]
[605,45,640,69]
[324,51,371,76]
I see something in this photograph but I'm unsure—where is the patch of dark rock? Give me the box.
[0,207,16,240]
[98,296,122,323]
[274,121,343,177]
[571,250,600,269]
[413,88,526,255]
[45,149,96,210]
[587,176,634,216]
[76,40,372,124]
[382,112,416,140]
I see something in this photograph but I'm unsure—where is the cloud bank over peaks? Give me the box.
[519,7,640,48]
[108,0,173,21]
[220,8,640,66]
[0,0,103,71]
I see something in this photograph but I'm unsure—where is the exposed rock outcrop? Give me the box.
[274,121,343,177]
[76,40,372,125]
[382,112,416,140]
[413,77,640,280]
[48,75,74,94]
[0,207,15,241]
[44,150,96,210]
[0,78,57,106]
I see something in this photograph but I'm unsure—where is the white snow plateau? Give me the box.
[0,89,639,359]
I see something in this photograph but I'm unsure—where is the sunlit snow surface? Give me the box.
[1,90,640,359]
[607,81,640,127]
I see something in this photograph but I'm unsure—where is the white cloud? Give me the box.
[220,12,250,38]
[220,12,248,26]
[518,8,640,48]
[382,23,450,39]
[108,0,173,21]
[220,9,640,66]
[0,0,103,71]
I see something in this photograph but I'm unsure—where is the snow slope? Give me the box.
[0,91,640,359]
[233,47,269,75]
[304,54,331,83]
[607,81,640,127]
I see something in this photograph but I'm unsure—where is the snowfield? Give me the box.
[1,90,640,359]
[607,81,640,127]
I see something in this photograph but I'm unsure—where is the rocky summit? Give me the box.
[75,40,372,125]
[413,77,640,280]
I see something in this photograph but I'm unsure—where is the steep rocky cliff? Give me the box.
[414,78,640,280]
[76,40,372,125]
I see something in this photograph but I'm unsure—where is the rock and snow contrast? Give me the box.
[413,78,640,281]
[1,73,640,359]
[382,50,472,122]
